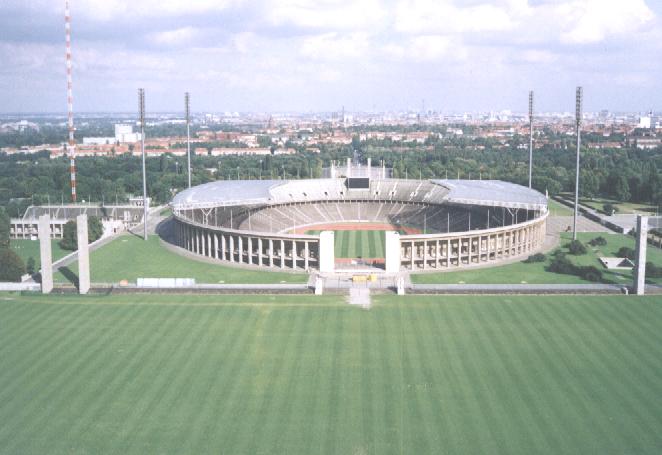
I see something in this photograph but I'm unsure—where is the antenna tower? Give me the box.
[528,90,534,188]
[572,86,582,240]
[139,88,147,240]
[185,92,191,188]
[65,0,77,202]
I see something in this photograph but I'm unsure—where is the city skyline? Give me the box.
[1,0,661,114]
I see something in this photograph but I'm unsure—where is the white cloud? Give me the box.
[149,27,201,46]
[268,0,385,29]
[301,32,370,59]
[395,0,518,34]
[557,0,655,44]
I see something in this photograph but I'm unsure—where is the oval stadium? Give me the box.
[169,162,548,273]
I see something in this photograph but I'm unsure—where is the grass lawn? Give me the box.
[558,193,659,215]
[55,235,308,285]
[547,198,574,216]
[306,230,387,258]
[1,293,661,454]
[10,239,69,270]
[412,232,662,285]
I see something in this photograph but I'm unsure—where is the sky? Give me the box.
[1,0,661,114]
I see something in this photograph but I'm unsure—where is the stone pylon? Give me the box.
[76,214,90,294]
[634,215,648,296]
[38,215,53,294]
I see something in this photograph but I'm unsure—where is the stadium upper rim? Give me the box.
[170,178,548,212]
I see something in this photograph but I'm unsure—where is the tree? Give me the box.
[614,175,631,202]
[0,207,9,249]
[60,216,104,251]
[0,249,26,282]
[60,220,77,250]
[88,216,103,243]
[26,257,36,275]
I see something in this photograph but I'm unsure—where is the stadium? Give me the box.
[170,161,548,272]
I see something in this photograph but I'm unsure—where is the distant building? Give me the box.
[114,124,141,143]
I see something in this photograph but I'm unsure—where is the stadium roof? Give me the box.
[432,180,547,210]
[171,178,547,211]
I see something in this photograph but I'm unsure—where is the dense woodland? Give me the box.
[1,135,661,218]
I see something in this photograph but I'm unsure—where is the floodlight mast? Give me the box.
[573,86,582,240]
[65,0,77,202]
[185,92,191,189]
[139,88,147,240]
[528,90,534,189]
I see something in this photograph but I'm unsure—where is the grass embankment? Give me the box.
[412,232,662,285]
[0,293,661,454]
[55,235,308,285]
[11,239,69,270]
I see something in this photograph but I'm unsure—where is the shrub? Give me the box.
[568,240,587,255]
[548,254,576,275]
[26,257,36,275]
[523,253,546,263]
[577,266,602,282]
[0,249,26,282]
[617,247,635,260]
[603,203,616,215]
[589,236,607,247]
[60,216,104,251]
[646,262,662,278]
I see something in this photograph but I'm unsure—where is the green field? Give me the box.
[412,232,662,285]
[1,293,662,454]
[11,239,69,270]
[547,198,574,216]
[56,235,307,285]
[307,230,386,258]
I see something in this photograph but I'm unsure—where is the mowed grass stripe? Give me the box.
[549,303,662,450]
[183,308,262,454]
[0,304,153,453]
[367,230,377,258]
[506,302,601,452]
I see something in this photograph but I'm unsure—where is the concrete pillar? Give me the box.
[76,214,90,295]
[229,235,235,262]
[280,239,285,269]
[213,233,219,259]
[346,157,351,178]
[423,240,428,269]
[634,215,648,295]
[221,233,226,260]
[258,238,263,266]
[269,239,274,267]
[384,231,401,273]
[238,236,244,264]
[304,241,309,270]
[38,215,53,294]
[247,237,252,265]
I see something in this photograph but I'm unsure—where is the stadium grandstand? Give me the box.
[170,161,548,273]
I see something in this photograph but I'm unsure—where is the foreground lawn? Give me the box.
[55,235,308,285]
[547,198,574,216]
[11,239,69,270]
[0,293,661,454]
[412,232,662,285]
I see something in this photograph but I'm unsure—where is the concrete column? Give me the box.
[410,241,414,269]
[634,215,648,295]
[319,231,335,273]
[213,233,219,259]
[76,214,90,295]
[346,157,351,178]
[247,237,253,265]
[384,231,401,273]
[38,215,53,294]
[423,240,428,269]
[280,239,285,269]
[269,239,274,267]
[258,238,263,266]
[238,236,244,264]
[304,241,309,270]
[229,235,235,262]
[446,239,451,268]
[221,233,226,260]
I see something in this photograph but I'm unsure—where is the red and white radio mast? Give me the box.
[65,0,77,202]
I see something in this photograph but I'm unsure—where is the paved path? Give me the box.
[348,287,371,308]
[410,283,630,294]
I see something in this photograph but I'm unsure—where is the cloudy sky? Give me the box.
[1,0,660,113]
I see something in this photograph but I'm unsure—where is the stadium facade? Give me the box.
[170,175,548,273]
